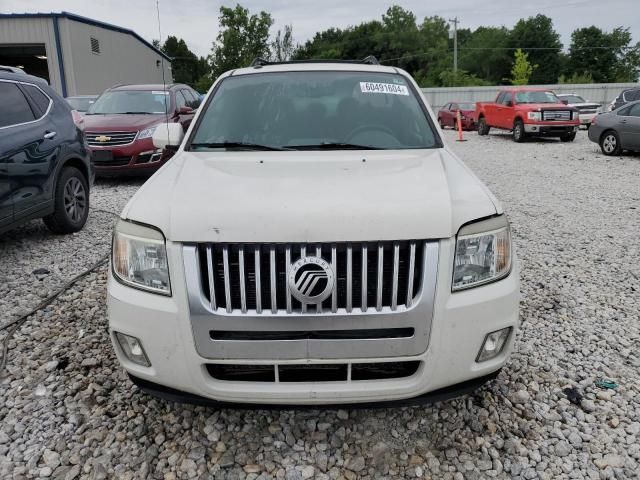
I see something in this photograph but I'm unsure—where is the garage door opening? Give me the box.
[0,44,49,82]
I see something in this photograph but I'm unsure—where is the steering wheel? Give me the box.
[345,124,397,143]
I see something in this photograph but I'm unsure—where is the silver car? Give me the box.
[588,100,640,155]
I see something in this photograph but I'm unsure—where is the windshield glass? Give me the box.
[558,95,585,104]
[88,90,170,114]
[515,91,560,104]
[66,97,96,112]
[457,102,475,110]
[189,71,439,150]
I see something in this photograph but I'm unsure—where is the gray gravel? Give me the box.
[1,131,639,480]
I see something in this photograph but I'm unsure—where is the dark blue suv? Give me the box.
[0,70,93,235]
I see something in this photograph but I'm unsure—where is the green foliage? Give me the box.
[210,4,273,79]
[160,36,209,89]
[566,26,640,82]
[271,25,295,62]
[458,27,511,84]
[558,72,594,84]
[439,69,492,87]
[508,15,562,84]
[511,48,536,85]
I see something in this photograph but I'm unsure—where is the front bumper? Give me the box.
[524,123,579,135]
[91,138,173,176]
[108,238,520,405]
[578,113,598,125]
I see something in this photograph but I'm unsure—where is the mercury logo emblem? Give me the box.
[288,256,335,304]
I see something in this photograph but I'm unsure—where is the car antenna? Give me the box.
[156,0,170,146]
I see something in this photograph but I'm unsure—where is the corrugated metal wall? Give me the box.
[0,17,62,93]
[421,83,639,109]
[59,18,173,96]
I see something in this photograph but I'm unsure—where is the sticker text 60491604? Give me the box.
[360,82,409,96]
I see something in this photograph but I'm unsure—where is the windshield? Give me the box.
[457,102,475,110]
[515,91,560,104]
[189,71,439,150]
[88,90,170,114]
[558,94,585,104]
[66,97,96,112]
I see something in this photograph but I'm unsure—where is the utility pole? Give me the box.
[449,16,459,74]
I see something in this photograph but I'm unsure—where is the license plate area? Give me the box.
[92,150,114,162]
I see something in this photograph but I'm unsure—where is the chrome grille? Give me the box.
[542,110,571,121]
[85,131,137,147]
[196,241,425,314]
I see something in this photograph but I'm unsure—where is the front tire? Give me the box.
[43,166,89,234]
[560,132,576,142]
[513,120,526,143]
[477,117,490,136]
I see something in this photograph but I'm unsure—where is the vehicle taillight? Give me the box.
[71,110,84,131]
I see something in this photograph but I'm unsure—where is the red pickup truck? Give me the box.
[475,88,580,142]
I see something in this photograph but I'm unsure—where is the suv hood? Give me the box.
[83,113,169,131]
[122,149,500,242]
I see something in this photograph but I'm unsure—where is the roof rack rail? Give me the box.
[249,56,380,68]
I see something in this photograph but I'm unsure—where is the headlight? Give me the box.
[527,111,541,121]
[137,125,158,140]
[452,216,511,291]
[112,219,171,295]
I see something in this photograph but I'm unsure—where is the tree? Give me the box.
[459,26,512,84]
[511,48,536,85]
[509,15,562,84]
[209,4,273,79]
[566,26,640,82]
[439,69,492,87]
[271,25,295,62]
[160,36,209,89]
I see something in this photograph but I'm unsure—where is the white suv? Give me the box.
[108,59,519,406]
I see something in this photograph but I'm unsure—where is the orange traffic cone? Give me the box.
[456,110,467,142]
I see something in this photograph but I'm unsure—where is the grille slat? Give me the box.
[197,241,425,315]
[85,131,137,147]
[542,110,571,121]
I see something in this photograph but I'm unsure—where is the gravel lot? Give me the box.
[1,130,639,480]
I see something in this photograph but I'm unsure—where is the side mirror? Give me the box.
[505,100,513,107]
[152,123,184,151]
[561,99,569,105]
[177,106,194,115]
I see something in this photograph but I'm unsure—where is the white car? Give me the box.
[557,93,601,127]
[108,58,520,406]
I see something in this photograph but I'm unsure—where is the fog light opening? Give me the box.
[114,332,151,367]
[476,327,511,362]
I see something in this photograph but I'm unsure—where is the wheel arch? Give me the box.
[54,156,91,195]
[599,128,618,144]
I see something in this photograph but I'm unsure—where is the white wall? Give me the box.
[421,83,639,109]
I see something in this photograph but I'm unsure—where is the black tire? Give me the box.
[477,117,490,136]
[513,120,526,143]
[560,132,577,142]
[43,166,89,234]
[599,130,622,156]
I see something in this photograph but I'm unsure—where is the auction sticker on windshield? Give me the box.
[360,82,409,96]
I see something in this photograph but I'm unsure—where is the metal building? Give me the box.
[0,12,172,97]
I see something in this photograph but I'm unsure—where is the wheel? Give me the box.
[560,132,577,142]
[513,120,526,143]
[599,130,621,156]
[477,117,490,136]
[43,166,89,234]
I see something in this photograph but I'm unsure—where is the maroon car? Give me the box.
[83,83,200,176]
[437,101,476,130]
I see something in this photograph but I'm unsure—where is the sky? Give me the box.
[2,0,638,58]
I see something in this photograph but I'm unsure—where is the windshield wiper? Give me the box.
[286,142,382,150]
[189,141,286,151]
[120,111,157,114]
